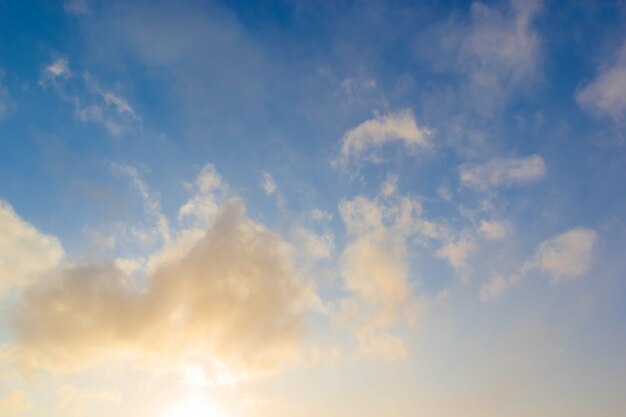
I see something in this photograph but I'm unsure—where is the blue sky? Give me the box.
[1,1,626,416]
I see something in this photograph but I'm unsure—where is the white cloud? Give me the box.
[418,0,542,114]
[480,273,509,302]
[0,390,31,414]
[436,231,477,282]
[459,154,546,190]
[336,185,435,359]
[179,164,223,228]
[261,171,277,195]
[335,109,432,167]
[479,220,513,240]
[308,208,332,223]
[291,227,334,260]
[39,59,139,136]
[9,199,314,378]
[112,164,170,244]
[577,41,626,121]
[523,228,598,283]
[41,58,71,81]
[0,201,64,297]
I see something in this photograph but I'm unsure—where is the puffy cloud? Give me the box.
[479,273,509,302]
[41,58,71,82]
[261,171,277,195]
[481,228,597,302]
[8,199,314,378]
[179,164,223,228]
[335,110,432,167]
[336,186,435,358]
[523,228,597,283]
[459,154,546,190]
[0,201,64,297]
[478,220,513,240]
[291,227,334,261]
[436,231,477,282]
[0,390,31,414]
[577,41,626,121]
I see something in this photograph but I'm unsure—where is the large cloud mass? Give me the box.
[8,199,313,377]
[0,201,64,297]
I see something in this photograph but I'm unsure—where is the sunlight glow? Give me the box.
[162,393,227,417]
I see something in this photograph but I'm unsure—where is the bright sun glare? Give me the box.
[163,394,226,417]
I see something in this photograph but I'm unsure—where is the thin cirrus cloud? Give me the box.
[577,40,626,121]
[459,154,547,190]
[416,0,543,114]
[334,109,433,167]
[39,58,140,136]
[0,69,10,119]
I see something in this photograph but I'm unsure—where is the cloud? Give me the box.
[0,201,64,297]
[261,171,277,195]
[8,199,313,378]
[58,385,120,414]
[0,69,9,120]
[459,154,546,190]
[436,231,477,282]
[336,184,436,358]
[523,228,598,283]
[480,227,597,302]
[112,164,170,244]
[478,220,513,240]
[63,0,91,15]
[577,40,626,121]
[291,227,334,261]
[0,390,31,414]
[417,0,542,114]
[335,109,432,167]
[479,273,510,302]
[39,59,140,136]
[41,58,71,82]
[178,164,223,228]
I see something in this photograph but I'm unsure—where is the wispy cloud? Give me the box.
[112,164,170,244]
[459,154,546,190]
[522,227,598,283]
[481,227,598,302]
[577,40,626,122]
[335,109,433,167]
[0,69,10,119]
[39,58,140,136]
[417,0,543,115]
[0,390,31,415]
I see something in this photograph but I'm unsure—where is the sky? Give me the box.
[0,0,626,416]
